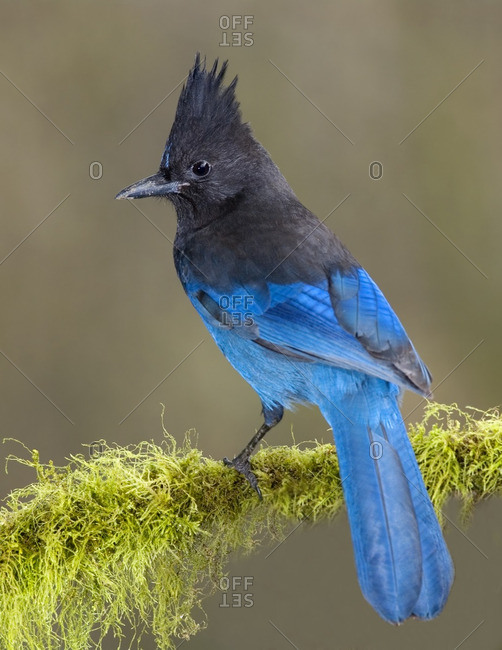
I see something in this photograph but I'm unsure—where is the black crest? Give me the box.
[166,54,244,155]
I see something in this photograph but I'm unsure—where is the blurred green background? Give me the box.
[1,1,501,648]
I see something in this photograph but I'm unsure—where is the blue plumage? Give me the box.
[116,54,454,623]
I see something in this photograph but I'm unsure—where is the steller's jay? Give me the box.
[116,54,454,623]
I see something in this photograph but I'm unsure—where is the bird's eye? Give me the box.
[191,160,211,177]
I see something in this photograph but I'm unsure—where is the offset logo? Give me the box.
[219,295,255,327]
[219,16,254,47]
[219,576,254,608]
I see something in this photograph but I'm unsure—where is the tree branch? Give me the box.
[0,403,501,649]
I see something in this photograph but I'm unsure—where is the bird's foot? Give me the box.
[223,453,262,500]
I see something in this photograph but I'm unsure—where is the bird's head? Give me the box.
[116,54,285,224]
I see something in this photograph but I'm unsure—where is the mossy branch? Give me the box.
[1,403,502,649]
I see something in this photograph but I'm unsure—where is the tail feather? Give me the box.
[319,378,453,623]
[379,398,454,618]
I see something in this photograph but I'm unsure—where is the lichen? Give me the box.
[0,403,501,649]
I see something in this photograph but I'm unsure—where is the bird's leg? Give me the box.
[223,422,271,498]
[223,403,283,499]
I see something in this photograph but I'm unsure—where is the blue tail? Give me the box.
[319,375,454,623]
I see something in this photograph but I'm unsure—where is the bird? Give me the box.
[116,54,454,624]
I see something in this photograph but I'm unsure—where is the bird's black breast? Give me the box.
[173,196,358,292]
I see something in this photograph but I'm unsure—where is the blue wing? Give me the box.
[189,265,431,395]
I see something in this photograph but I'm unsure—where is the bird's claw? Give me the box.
[223,455,262,500]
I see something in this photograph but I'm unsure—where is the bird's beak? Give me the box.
[115,172,184,200]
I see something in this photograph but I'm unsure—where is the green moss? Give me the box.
[409,402,502,520]
[1,403,501,649]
